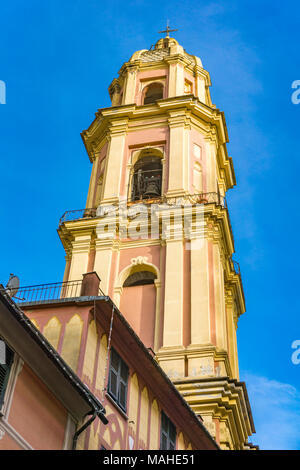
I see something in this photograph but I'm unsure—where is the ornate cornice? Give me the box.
[173,376,255,449]
[81,96,235,188]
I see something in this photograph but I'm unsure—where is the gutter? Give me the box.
[72,410,103,450]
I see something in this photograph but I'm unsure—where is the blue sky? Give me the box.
[1,0,300,449]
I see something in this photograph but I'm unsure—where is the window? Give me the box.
[0,339,14,408]
[184,79,193,94]
[143,83,164,105]
[108,348,129,412]
[160,412,176,449]
[131,156,162,201]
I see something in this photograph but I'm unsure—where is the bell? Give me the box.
[143,177,161,198]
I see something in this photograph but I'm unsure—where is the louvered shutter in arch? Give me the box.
[169,420,176,450]
[108,348,129,412]
[160,411,177,450]
[118,361,129,411]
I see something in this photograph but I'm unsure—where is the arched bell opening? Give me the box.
[131,155,162,201]
[143,82,164,105]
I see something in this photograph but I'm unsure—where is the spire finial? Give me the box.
[158,20,178,38]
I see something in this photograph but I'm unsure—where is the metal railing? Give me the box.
[59,208,97,225]
[230,258,241,275]
[16,279,104,304]
[131,168,162,201]
[59,192,227,225]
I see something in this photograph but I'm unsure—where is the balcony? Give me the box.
[16,273,105,305]
[59,191,227,225]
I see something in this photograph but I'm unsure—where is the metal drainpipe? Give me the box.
[72,410,98,450]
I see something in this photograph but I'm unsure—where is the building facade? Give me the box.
[1,33,256,450]
[57,34,255,449]
[15,274,218,450]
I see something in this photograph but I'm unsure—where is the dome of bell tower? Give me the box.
[109,34,208,107]
[154,36,179,49]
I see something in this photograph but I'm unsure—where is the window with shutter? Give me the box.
[108,348,129,413]
[0,340,14,408]
[160,412,176,450]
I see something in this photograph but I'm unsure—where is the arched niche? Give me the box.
[115,261,161,351]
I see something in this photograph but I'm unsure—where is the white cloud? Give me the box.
[242,372,300,449]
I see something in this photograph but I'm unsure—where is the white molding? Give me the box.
[0,419,33,449]
[0,355,24,419]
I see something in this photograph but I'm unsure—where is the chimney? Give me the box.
[80,272,101,297]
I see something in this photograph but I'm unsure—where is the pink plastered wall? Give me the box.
[0,432,23,450]
[118,245,161,274]
[7,363,67,450]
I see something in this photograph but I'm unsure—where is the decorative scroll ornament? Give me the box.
[131,256,148,266]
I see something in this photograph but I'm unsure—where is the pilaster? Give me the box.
[162,237,184,348]
[225,289,240,380]
[167,60,185,97]
[68,232,94,281]
[124,65,138,104]
[190,237,211,345]
[102,119,128,204]
[166,110,190,196]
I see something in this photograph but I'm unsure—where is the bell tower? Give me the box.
[58,32,255,449]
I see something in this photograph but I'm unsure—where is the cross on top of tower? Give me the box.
[158,21,178,38]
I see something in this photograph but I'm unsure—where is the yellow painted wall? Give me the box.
[61,314,83,372]
[82,320,97,383]
[43,316,62,350]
